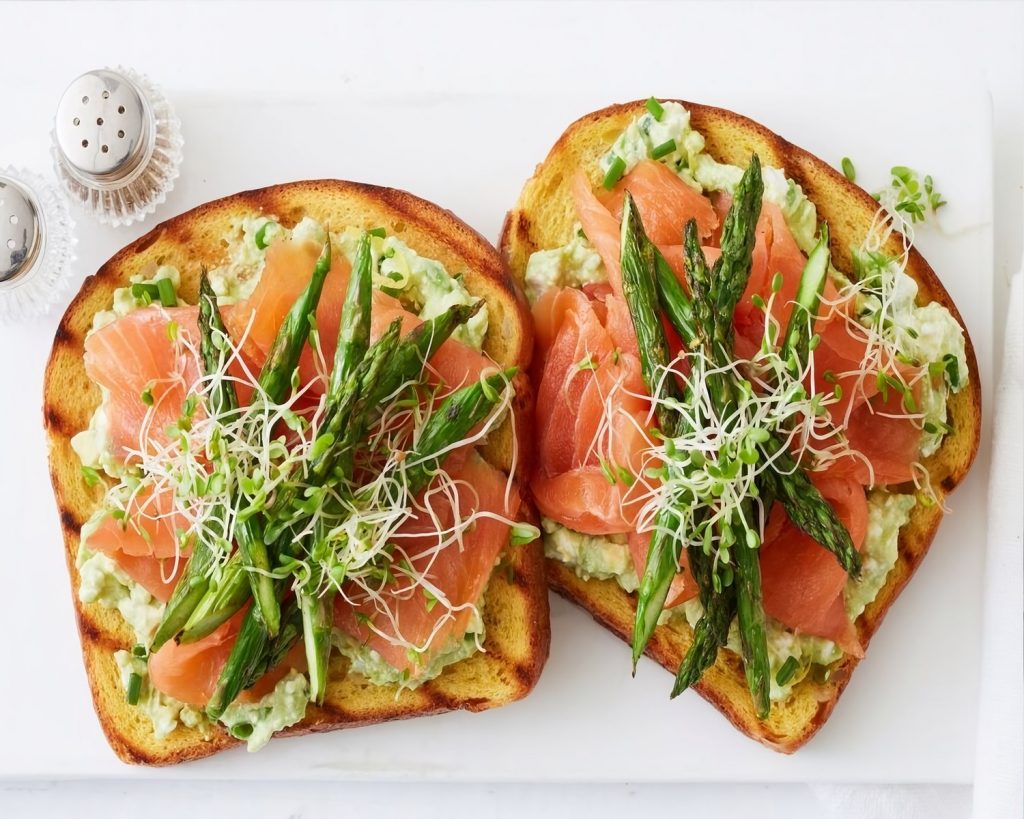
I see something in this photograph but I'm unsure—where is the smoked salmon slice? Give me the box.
[600,159,718,245]
[573,170,625,295]
[333,455,518,677]
[223,236,352,391]
[148,609,304,705]
[533,467,642,535]
[759,475,867,654]
[84,305,202,462]
[88,484,192,559]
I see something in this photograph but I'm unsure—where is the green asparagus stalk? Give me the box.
[206,603,272,720]
[654,220,746,694]
[402,367,518,494]
[671,542,736,697]
[711,153,763,350]
[619,192,685,433]
[760,440,861,575]
[631,508,680,671]
[178,556,250,643]
[779,224,831,373]
[619,194,694,671]
[657,158,772,711]
[239,238,334,637]
[654,250,697,344]
[299,589,334,703]
[301,230,373,705]
[731,503,771,718]
[151,274,239,652]
[371,301,483,405]
[257,238,333,404]
[325,231,372,408]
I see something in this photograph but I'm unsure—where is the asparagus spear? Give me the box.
[402,367,518,493]
[619,194,697,671]
[205,603,272,720]
[257,238,333,404]
[324,231,372,411]
[688,157,773,716]
[670,542,737,697]
[631,508,681,671]
[760,440,861,575]
[151,273,239,652]
[712,153,764,347]
[731,504,771,718]
[301,230,374,705]
[779,224,831,373]
[619,192,685,432]
[240,238,334,637]
[178,556,250,643]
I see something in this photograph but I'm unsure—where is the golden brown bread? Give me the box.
[500,99,982,752]
[44,180,550,765]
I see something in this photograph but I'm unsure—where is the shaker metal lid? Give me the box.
[54,69,151,180]
[0,175,42,285]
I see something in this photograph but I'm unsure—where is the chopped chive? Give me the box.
[367,227,387,238]
[841,157,856,182]
[645,97,665,121]
[651,139,677,160]
[943,353,961,388]
[126,672,143,705]
[131,644,148,658]
[254,221,277,250]
[156,277,177,307]
[130,282,160,301]
[230,722,254,740]
[603,155,627,190]
[776,656,800,686]
[81,465,101,487]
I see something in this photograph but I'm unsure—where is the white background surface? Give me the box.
[1,0,1021,816]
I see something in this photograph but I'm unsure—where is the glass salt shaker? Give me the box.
[51,67,183,227]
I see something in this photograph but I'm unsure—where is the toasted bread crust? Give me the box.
[500,99,981,752]
[45,180,549,765]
